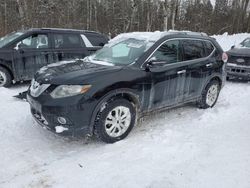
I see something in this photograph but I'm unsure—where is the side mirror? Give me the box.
[149,61,167,66]
[231,45,235,49]
[14,42,25,53]
[147,59,166,67]
[14,43,20,51]
[145,60,167,72]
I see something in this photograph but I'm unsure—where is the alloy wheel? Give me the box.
[206,84,219,106]
[104,106,131,138]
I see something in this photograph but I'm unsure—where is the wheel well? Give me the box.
[90,91,140,136]
[108,92,140,110]
[210,76,222,87]
[0,64,13,80]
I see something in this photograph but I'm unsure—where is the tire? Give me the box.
[95,98,136,143]
[197,80,220,109]
[0,66,12,88]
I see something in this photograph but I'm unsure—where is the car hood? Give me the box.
[227,48,250,57]
[34,59,122,85]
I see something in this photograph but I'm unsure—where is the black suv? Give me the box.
[0,28,109,87]
[27,31,227,143]
[226,38,250,80]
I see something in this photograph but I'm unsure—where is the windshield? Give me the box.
[0,31,24,48]
[86,38,155,66]
[240,38,250,48]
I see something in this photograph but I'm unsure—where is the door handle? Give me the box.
[177,70,186,74]
[206,63,213,67]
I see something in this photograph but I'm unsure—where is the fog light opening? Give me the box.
[57,117,67,125]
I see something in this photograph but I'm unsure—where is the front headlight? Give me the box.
[50,85,92,99]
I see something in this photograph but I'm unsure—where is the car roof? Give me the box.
[25,28,101,35]
[109,31,212,45]
[165,31,208,37]
[160,32,212,41]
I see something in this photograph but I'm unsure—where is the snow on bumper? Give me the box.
[55,126,69,133]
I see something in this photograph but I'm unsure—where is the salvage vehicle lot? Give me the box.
[1,81,250,188]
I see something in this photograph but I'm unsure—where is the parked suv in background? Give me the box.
[27,31,227,143]
[0,28,109,87]
[226,37,250,80]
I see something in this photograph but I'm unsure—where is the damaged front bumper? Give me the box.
[27,92,96,137]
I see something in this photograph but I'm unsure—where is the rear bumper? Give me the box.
[226,63,250,80]
[27,92,97,137]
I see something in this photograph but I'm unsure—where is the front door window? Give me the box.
[17,34,48,49]
[150,40,181,64]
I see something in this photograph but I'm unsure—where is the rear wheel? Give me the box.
[95,98,136,143]
[197,80,220,109]
[0,67,12,88]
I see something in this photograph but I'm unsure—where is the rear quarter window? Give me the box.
[182,40,206,61]
[84,33,108,47]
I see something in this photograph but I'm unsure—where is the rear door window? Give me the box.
[53,33,83,48]
[204,41,215,56]
[182,40,206,61]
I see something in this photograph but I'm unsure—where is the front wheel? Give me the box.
[197,80,220,109]
[95,98,136,143]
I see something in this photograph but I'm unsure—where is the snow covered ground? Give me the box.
[1,34,250,188]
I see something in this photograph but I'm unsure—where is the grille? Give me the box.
[230,68,247,73]
[227,65,250,75]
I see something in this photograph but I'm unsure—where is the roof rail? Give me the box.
[30,28,99,34]
[165,30,208,37]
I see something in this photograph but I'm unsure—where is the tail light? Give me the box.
[222,52,228,63]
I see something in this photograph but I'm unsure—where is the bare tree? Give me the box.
[0,0,249,37]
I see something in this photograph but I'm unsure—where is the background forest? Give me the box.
[0,0,249,37]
